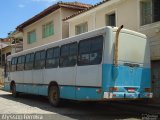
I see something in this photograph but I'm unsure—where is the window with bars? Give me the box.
[42,21,54,38]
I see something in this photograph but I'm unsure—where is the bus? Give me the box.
[4,26,152,106]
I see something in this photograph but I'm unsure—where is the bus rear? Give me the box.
[103,28,152,100]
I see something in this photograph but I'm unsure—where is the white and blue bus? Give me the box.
[4,26,152,106]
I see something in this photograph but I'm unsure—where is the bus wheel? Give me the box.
[49,85,60,107]
[11,83,18,98]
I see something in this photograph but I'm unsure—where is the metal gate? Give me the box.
[151,61,160,98]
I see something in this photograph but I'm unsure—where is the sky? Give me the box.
[0,0,101,38]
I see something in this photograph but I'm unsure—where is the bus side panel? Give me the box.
[59,86,76,100]
[15,71,24,83]
[10,72,22,83]
[58,67,77,99]
[23,70,33,84]
[4,82,10,91]
[16,83,48,96]
[75,87,103,100]
[33,70,44,84]
[45,67,77,99]
[102,64,113,92]
[76,65,102,100]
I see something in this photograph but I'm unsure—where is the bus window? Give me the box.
[69,42,78,66]
[17,55,25,71]
[90,36,103,65]
[4,61,11,77]
[6,61,11,72]
[11,57,17,71]
[78,40,90,65]
[60,42,77,67]
[46,47,59,68]
[34,50,46,69]
[25,53,34,70]
[78,35,103,66]
[17,56,22,71]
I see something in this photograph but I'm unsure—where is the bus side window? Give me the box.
[6,61,11,72]
[78,35,103,66]
[11,57,17,72]
[69,43,78,66]
[90,36,103,65]
[78,39,90,66]
[11,58,14,72]
[17,55,25,71]
[17,56,22,71]
[46,47,59,68]
[4,61,11,77]
[60,42,77,67]
[34,50,46,69]
[25,53,34,70]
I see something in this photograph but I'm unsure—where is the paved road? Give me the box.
[0,90,159,120]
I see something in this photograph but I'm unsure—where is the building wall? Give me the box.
[139,22,160,60]
[69,14,94,36]
[22,7,81,50]
[68,0,139,37]
[68,0,160,62]
[23,9,61,50]
[61,8,80,39]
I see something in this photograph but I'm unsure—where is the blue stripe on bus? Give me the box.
[3,63,151,100]
[16,84,48,96]
[60,86,103,100]
[75,87,103,100]
[4,83,102,100]
[60,86,76,99]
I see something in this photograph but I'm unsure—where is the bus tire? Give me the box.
[49,85,60,107]
[11,83,18,98]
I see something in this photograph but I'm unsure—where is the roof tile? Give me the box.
[63,0,110,21]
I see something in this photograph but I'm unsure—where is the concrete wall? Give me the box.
[61,8,79,39]
[67,0,160,62]
[22,7,81,50]
[68,0,139,37]
[139,22,160,60]
[23,9,61,50]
